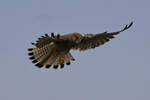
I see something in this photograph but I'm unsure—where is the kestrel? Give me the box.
[28,22,133,69]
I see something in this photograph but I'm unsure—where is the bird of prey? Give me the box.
[28,22,133,69]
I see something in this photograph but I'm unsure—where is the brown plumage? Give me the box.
[28,22,133,69]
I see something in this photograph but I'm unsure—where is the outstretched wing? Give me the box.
[31,33,59,48]
[31,33,52,48]
[72,22,133,51]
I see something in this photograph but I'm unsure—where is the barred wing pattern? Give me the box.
[31,33,55,48]
[72,22,133,51]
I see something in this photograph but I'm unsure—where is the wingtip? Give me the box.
[128,21,133,28]
[51,32,55,38]
[57,34,60,39]
[120,21,134,32]
[45,33,49,37]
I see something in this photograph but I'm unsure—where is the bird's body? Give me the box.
[28,22,133,69]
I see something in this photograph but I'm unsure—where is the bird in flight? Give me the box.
[28,22,133,69]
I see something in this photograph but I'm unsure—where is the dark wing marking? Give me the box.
[31,33,53,48]
[72,22,133,51]
[31,33,63,48]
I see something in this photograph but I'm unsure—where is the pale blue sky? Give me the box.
[0,0,150,100]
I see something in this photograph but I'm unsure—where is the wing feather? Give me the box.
[72,22,133,51]
[32,33,59,48]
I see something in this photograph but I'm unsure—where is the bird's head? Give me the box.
[71,33,83,43]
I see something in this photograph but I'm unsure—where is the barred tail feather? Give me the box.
[64,52,75,65]
[64,54,70,65]
[68,53,75,61]
[28,44,75,69]
[28,43,55,68]
[53,56,60,69]
[59,56,65,68]
[45,52,59,68]
[46,52,75,69]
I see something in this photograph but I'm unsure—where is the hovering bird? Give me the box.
[28,22,133,69]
